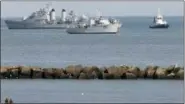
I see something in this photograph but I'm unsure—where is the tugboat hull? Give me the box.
[149,24,169,29]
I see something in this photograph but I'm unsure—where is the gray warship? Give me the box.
[66,16,122,34]
[5,4,88,29]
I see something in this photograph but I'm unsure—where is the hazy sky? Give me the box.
[1,1,184,17]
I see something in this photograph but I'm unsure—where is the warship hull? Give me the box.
[66,24,120,34]
[5,20,72,29]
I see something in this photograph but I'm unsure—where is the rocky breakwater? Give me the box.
[0,65,184,80]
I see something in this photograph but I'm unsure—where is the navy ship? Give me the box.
[5,4,88,29]
[66,16,122,34]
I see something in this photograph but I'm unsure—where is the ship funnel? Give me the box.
[50,8,56,21]
[61,9,66,22]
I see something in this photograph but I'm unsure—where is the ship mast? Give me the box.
[96,9,102,19]
[157,8,161,16]
[157,8,161,17]
[45,2,52,22]
[46,2,52,12]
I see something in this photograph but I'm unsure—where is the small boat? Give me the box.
[149,8,169,29]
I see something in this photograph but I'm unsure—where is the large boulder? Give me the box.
[50,68,64,79]
[83,66,100,73]
[103,73,114,79]
[173,67,181,74]
[118,65,129,74]
[91,71,98,79]
[127,66,140,78]
[138,69,145,78]
[120,73,127,79]
[61,70,69,79]
[106,65,128,79]
[107,66,120,79]
[119,65,129,70]
[176,68,184,79]
[1,66,9,73]
[1,68,15,78]
[83,66,100,79]
[166,72,175,79]
[65,65,83,78]
[102,67,108,73]
[18,66,41,78]
[101,67,113,79]
[165,65,183,79]
[155,67,166,79]
[126,72,137,79]
[106,66,118,74]
[91,66,103,79]
[41,68,54,79]
[165,65,175,74]
[78,72,88,79]
[27,66,42,79]
[144,65,158,79]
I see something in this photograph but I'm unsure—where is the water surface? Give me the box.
[1,80,184,103]
[1,17,184,68]
[1,17,184,103]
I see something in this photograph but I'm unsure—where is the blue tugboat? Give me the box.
[149,8,169,29]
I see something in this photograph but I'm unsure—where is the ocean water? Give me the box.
[1,80,184,103]
[1,17,184,103]
[1,17,184,68]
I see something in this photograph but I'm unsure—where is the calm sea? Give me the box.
[1,17,184,68]
[1,80,184,103]
[1,17,184,103]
